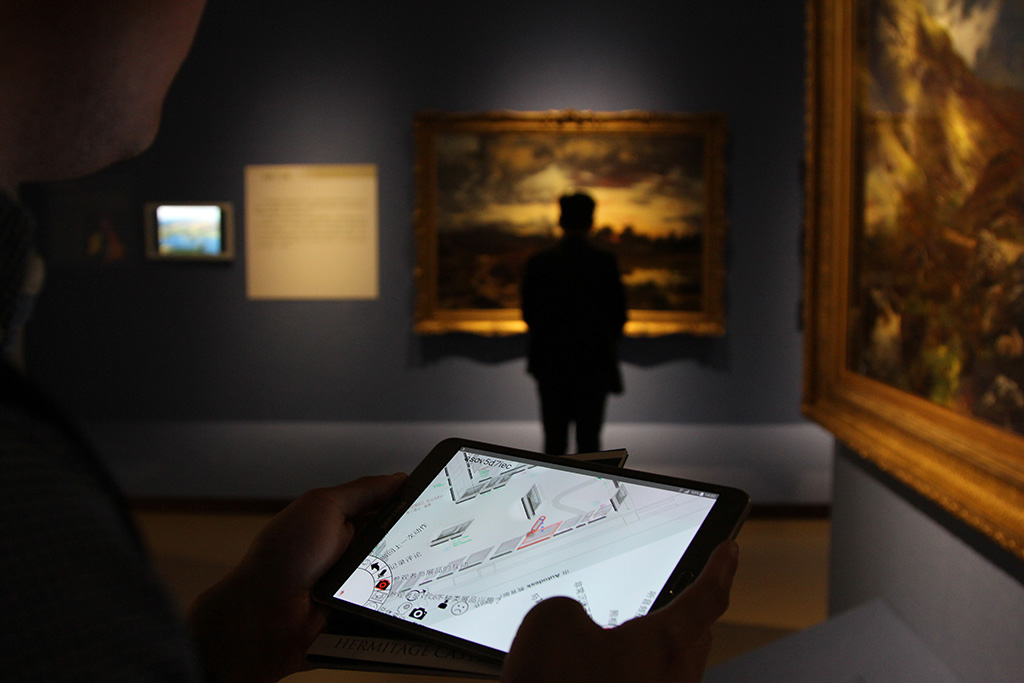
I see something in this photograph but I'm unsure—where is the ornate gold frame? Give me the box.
[413,110,727,336]
[804,0,1024,561]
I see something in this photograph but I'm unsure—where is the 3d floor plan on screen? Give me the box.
[335,446,718,653]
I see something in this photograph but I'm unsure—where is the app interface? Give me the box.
[334,447,717,653]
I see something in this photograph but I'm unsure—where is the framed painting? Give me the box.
[413,110,728,336]
[805,0,1024,561]
[144,201,235,262]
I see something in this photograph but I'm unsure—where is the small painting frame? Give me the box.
[144,201,235,262]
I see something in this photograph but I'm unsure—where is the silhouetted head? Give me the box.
[558,192,596,235]
[0,0,207,191]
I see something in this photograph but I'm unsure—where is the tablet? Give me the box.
[312,438,749,664]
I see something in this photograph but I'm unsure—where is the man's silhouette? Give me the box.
[521,192,627,454]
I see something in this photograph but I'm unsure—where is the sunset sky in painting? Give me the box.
[435,131,707,239]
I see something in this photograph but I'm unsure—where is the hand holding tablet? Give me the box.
[502,539,739,683]
[311,438,750,666]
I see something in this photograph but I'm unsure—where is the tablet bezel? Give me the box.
[311,437,750,664]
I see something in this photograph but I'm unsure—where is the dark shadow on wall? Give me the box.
[620,334,729,370]
[417,333,529,365]
[415,331,729,371]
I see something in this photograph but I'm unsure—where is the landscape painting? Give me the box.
[804,0,1024,564]
[413,111,727,336]
[144,201,234,262]
[851,0,1024,436]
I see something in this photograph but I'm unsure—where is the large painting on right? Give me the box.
[853,0,1024,436]
[805,0,1024,564]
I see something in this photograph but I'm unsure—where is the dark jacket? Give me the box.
[521,235,627,393]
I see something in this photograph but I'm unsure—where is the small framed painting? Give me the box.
[145,201,235,261]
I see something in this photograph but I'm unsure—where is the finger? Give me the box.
[241,473,407,586]
[518,596,599,636]
[695,539,740,596]
[292,472,408,561]
[504,597,600,681]
[301,472,408,520]
[644,540,739,637]
[508,596,600,660]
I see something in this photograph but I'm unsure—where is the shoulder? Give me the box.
[1,370,203,680]
[524,246,561,273]
[581,241,620,269]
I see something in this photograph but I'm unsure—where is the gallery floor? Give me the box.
[133,507,830,682]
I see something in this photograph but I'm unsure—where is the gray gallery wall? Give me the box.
[830,446,1024,682]
[22,0,831,501]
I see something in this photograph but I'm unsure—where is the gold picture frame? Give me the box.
[804,0,1024,561]
[413,110,727,336]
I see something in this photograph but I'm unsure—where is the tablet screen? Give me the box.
[329,444,722,654]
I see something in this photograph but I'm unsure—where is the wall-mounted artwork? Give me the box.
[413,110,728,336]
[805,0,1024,562]
[144,202,235,261]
